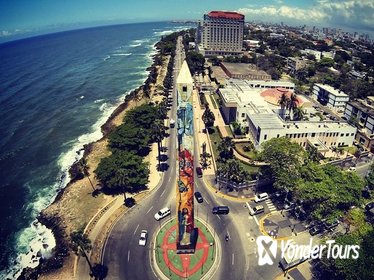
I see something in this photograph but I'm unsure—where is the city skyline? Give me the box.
[1,0,373,43]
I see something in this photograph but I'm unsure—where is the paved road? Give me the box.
[101,36,282,280]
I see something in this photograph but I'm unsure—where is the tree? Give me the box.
[292,106,304,121]
[278,93,289,119]
[202,105,215,131]
[186,51,205,74]
[95,151,149,195]
[217,160,250,184]
[70,230,93,274]
[288,93,299,116]
[80,158,96,192]
[217,136,235,161]
[109,123,150,155]
[150,120,167,168]
[366,162,374,188]
[295,163,364,221]
[259,137,307,190]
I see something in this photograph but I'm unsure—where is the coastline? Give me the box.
[18,41,171,279]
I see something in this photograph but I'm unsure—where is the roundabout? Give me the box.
[153,218,218,280]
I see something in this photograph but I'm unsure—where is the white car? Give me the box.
[348,167,356,172]
[249,205,265,215]
[139,230,148,246]
[154,207,171,221]
[254,192,269,203]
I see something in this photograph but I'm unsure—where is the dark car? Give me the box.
[196,167,203,178]
[212,206,229,215]
[324,220,339,231]
[309,225,325,236]
[194,192,203,203]
[365,201,374,211]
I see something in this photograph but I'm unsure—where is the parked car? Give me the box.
[154,207,171,221]
[138,230,148,246]
[309,225,325,236]
[196,167,203,178]
[212,206,229,215]
[194,191,203,203]
[254,192,269,203]
[283,201,296,210]
[249,205,265,216]
[324,220,339,231]
[365,201,374,211]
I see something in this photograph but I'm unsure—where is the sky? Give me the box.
[1,0,374,41]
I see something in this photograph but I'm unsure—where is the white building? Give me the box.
[312,83,349,112]
[198,11,244,56]
[301,49,321,61]
[219,79,356,149]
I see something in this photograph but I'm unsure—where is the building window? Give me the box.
[346,133,349,136]
[183,86,187,92]
[241,113,245,118]
[311,133,316,137]
[351,133,354,136]
[277,134,280,138]
[341,133,344,137]
[264,134,267,140]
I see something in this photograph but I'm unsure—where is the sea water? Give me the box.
[0,21,192,278]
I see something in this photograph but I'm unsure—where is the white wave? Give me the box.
[5,222,57,279]
[94,99,105,104]
[153,30,174,36]
[99,103,108,112]
[80,95,85,99]
[103,55,110,61]
[111,53,132,57]
[129,43,141,47]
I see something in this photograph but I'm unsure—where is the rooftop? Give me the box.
[221,63,270,78]
[348,100,374,116]
[315,83,348,97]
[248,113,284,129]
[207,11,244,20]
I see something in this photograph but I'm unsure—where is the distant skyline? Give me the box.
[1,0,373,42]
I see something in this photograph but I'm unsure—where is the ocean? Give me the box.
[0,21,192,278]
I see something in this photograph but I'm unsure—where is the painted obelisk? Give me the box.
[176,60,195,254]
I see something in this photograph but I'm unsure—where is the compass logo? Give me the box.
[256,236,277,266]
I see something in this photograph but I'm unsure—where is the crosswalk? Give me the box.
[265,199,277,213]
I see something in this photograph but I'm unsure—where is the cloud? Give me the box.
[238,0,374,33]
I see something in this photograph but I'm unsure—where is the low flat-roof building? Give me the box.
[312,83,349,112]
[287,57,309,73]
[219,79,356,149]
[220,63,271,80]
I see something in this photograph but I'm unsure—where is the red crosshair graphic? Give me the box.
[161,224,210,277]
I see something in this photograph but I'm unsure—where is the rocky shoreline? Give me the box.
[17,46,165,280]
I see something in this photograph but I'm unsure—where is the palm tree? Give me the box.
[217,137,234,161]
[115,168,130,200]
[292,106,304,121]
[202,106,215,131]
[278,93,289,119]
[288,93,299,116]
[150,121,167,168]
[70,230,93,274]
[80,158,95,192]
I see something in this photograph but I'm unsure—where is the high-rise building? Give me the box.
[197,11,244,56]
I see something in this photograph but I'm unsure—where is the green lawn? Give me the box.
[208,127,221,160]
[235,142,258,160]
[209,95,218,109]
[239,161,259,177]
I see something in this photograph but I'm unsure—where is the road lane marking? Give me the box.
[253,215,260,226]
[133,224,139,235]
[205,200,210,205]
[146,206,154,214]
[227,231,230,239]
[216,215,221,220]
[160,189,166,197]
[232,253,235,265]
[128,250,130,262]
